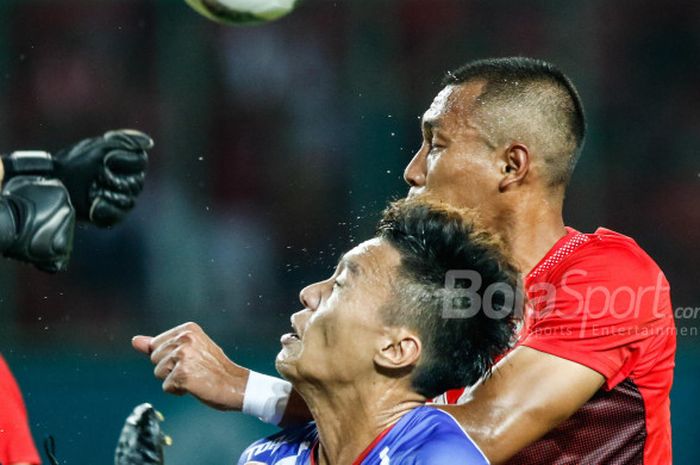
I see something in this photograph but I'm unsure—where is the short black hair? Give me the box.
[443,57,586,187]
[377,198,520,399]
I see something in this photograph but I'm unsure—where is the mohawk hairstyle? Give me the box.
[377,197,520,398]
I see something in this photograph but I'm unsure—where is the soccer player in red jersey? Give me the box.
[134,57,674,464]
[0,355,41,465]
[414,58,675,465]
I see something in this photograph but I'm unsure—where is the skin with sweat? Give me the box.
[277,237,425,465]
[133,80,606,464]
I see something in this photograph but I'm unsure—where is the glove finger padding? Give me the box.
[104,149,149,175]
[104,129,154,152]
[98,167,145,196]
[88,190,136,228]
[0,177,75,273]
[51,129,152,225]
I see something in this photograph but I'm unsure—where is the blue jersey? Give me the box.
[238,406,488,465]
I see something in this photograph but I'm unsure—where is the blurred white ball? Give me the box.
[185,0,299,26]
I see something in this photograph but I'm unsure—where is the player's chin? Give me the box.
[275,351,299,381]
[276,332,304,376]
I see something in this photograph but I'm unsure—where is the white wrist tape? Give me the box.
[242,371,293,425]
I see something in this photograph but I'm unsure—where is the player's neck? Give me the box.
[302,381,423,465]
[493,193,567,274]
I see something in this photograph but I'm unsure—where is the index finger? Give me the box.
[104,129,154,151]
[149,322,202,352]
[104,150,148,174]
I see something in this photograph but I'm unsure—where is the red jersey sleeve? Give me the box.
[0,355,41,465]
[519,238,674,391]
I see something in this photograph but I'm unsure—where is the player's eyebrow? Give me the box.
[339,256,362,277]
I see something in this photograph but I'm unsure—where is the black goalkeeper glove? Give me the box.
[0,176,75,272]
[115,403,170,465]
[2,129,153,228]
[41,403,169,465]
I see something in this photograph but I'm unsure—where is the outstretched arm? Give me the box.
[133,322,310,425]
[2,129,152,227]
[132,324,603,464]
[438,346,604,464]
[132,322,251,411]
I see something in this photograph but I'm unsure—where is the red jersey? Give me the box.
[440,227,675,465]
[0,355,41,465]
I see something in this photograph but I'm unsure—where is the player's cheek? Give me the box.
[425,155,439,182]
[426,157,454,195]
[308,319,347,377]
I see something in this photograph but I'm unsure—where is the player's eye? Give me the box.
[429,142,445,153]
[333,279,343,289]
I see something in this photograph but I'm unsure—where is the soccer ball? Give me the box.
[185,0,299,26]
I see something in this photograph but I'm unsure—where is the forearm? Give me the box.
[435,346,605,464]
[133,323,314,427]
[213,369,310,426]
[438,393,561,464]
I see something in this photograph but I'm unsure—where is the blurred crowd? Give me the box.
[2,0,698,349]
[0,0,698,463]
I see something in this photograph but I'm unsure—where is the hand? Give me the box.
[0,176,75,272]
[132,322,250,411]
[53,129,152,227]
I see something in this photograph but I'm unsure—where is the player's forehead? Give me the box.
[421,81,485,131]
[338,238,401,281]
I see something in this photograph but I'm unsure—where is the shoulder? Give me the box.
[572,228,659,270]
[238,423,316,465]
[396,408,489,465]
[556,228,665,286]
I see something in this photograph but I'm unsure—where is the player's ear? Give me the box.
[374,327,421,370]
[499,143,530,192]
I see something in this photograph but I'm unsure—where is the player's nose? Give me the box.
[299,280,323,311]
[404,150,426,187]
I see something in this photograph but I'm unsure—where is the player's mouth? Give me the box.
[280,317,303,345]
[280,332,299,345]
[407,186,424,198]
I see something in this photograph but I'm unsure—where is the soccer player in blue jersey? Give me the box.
[233,198,518,465]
